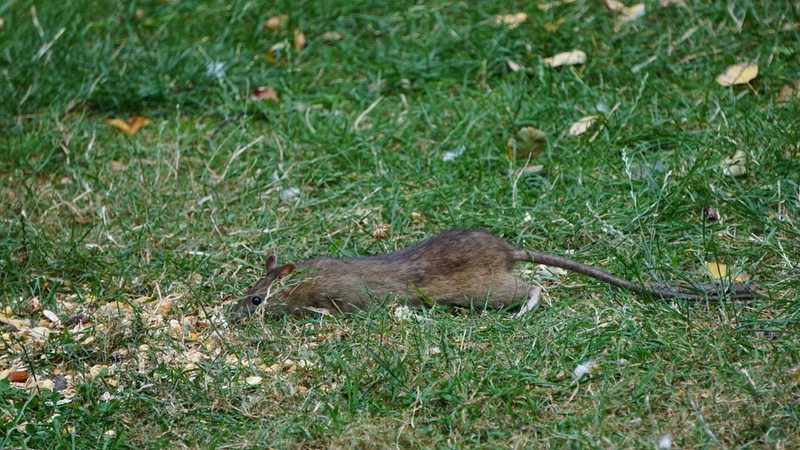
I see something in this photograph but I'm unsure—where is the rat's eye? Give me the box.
[251,296,264,306]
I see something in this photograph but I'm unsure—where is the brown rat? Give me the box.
[231,230,758,322]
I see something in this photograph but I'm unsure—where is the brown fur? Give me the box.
[231,230,758,321]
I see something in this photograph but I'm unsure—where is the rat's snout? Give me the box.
[228,291,268,324]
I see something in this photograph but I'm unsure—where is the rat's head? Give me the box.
[230,255,295,323]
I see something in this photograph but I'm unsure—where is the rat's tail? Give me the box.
[517,250,758,300]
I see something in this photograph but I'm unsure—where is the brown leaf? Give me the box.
[293,28,307,51]
[777,80,800,104]
[250,86,279,103]
[104,117,150,136]
[264,15,288,32]
[506,127,547,160]
[7,371,29,382]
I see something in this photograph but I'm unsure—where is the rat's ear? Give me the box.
[278,263,296,278]
[265,255,278,272]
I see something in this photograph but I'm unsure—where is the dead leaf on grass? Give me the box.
[506,127,547,160]
[320,31,344,41]
[568,115,599,136]
[721,149,747,176]
[618,3,646,23]
[777,80,800,104]
[104,117,150,136]
[264,14,288,32]
[494,12,527,29]
[293,28,307,51]
[250,86,279,103]
[544,18,565,32]
[538,0,575,11]
[6,371,29,382]
[716,62,758,86]
[604,0,627,12]
[246,375,263,385]
[706,262,750,282]
[543,50,586,67]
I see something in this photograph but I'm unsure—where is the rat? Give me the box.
[230,229,758,322]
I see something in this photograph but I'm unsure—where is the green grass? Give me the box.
[1,0,799,448]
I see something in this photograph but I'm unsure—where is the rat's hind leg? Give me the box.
[514,285,542,318]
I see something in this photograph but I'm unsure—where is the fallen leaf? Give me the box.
[604,0,627,12]
[246,375,263,386]
[544,18,565,32]
[104,117,150,136]
[293,28,307,51]
[494,12,528,29]
[250,86,279,103]
[7,371,29,382]
[543,50,586,67]
[506,60,523,72]
[320,31,344,41]
[264,15,288,32]
[716,63,758,86]
[706,261,728,279]
[660,0,687,7]
[506,127,547,160]
[706,262,749,282]
[538,0,575,11]
[42,309,60,324]
[777,80,800,104]
[569,115,598,136]
[619,3,646,23]
[722,150,747,176]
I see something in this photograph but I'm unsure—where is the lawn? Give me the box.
[1,0,799,448]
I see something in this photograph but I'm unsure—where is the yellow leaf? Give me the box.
[264,15,288,32]
[715,63,758,86]
[104,117,150,136]
[544,18,565,32]
[706,262,750,282]
[568,115,598,136]
[506,127,546,160]
[293,28,307,51]
[494,12,527,29]
[706,261,729,279]
[543,50,586,67]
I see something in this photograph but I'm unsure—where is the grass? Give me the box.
[1,0,799,448]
